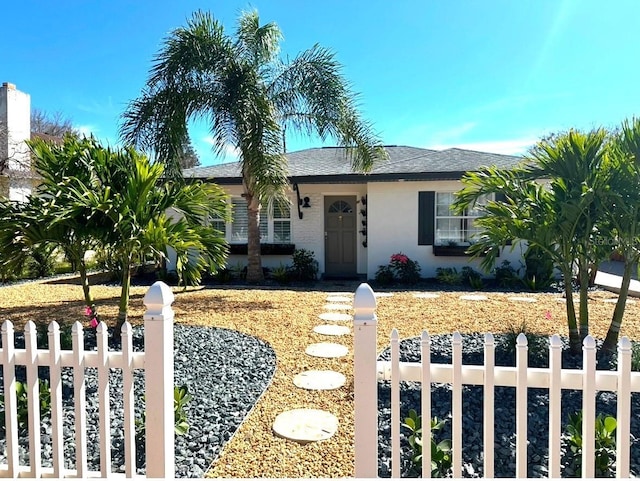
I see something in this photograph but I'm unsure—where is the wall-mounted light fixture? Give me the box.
[300,196,311,208]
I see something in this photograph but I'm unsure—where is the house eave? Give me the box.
[188,171,469,186]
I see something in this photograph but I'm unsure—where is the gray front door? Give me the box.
[324,196,357,277]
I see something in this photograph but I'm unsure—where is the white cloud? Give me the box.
[75,124,99,137]
[427,138,537,156]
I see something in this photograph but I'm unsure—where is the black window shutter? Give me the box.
[418,191,435,245]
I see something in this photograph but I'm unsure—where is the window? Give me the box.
[272,201,291,243]
[418,191,491,246]
[226,198,291,244]
[435,192,490,246]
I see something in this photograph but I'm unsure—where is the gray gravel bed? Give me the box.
[377,333,640,478]
[0,325,277,477]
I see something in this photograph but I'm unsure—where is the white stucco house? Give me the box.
[183,147,525,279]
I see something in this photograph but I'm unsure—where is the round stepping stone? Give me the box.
[293,370,346,390]
[327,295,351,302]
[375,292,394,297]
[603,298,636,304]
[305,342,348,358]
[508,296,538,303]
[314,324,351,336]
[273,408,338,442]
[413,293,440,299]
[324,303,352,311]
[460,295,488,301]
[319,312,353,322]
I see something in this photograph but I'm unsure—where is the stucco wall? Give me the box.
[218,183,368,275]
[366,180,522,279]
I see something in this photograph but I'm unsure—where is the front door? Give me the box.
[324,196,357,278]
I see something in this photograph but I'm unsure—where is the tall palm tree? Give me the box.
[120,9,387,282]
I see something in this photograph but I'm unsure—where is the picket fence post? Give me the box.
[353,282,377,478]
[143,281,175,478]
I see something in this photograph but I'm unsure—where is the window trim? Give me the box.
[215,197,292,245]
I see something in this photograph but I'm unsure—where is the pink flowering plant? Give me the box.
[376,252,421,285]
[84,304,100,329]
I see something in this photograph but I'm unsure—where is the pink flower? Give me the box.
[90,317,99,329]
[545,310,552,320]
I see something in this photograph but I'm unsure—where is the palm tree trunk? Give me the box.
[602,260,635,353]
[78,259,93,307]
[115,259,132,335]
[577,261,590,342]
[245,193,264,283]
[563,267,581,354]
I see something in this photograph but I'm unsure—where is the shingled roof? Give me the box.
[183,145,524,184]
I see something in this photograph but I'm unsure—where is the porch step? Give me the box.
[313,324,351,336]
[272,409,338,443]
[305,342,348,358]
[293,370,346,390]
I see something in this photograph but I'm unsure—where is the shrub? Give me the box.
[389,253,421,284]
[136,385,192,437]
[93,246,122,282]
[435,267,462,286]
[21,245,56,279]
[0,379,51,431]
[290,249,318,281]
[36,322,73,350]
[494,260,521,288]
[402,409,452,477]
[565,410,617,477]
[461,266,483,289]
[271,263,291,285]
[375,265,395,285]
[523,246,554,291]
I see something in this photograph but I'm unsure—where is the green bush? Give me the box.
[136,384,192,437]
[494,260,521,288]
[290,249,318,281]
[402,409,452,477]
[271,263,291,285]
[523,246,554,291]
[36,322,73,350]
[374,265,395,285]
[0,379,51,431]
[93,246,122,282]
[20,245,56,279]
[461,266,483,289]
[565,410,617,477]
[435,267,462,286]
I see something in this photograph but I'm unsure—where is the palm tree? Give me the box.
[120,9,387,282]
[54,143,229,331]
[455,129,611,354]
[601,117,640,352]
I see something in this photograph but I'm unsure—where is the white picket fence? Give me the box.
[353,282,640,478]
[0,281,175,478]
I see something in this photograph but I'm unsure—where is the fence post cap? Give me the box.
[144,281,175,309]
[353,282,376,325]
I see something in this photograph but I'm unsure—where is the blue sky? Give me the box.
[2,0,639,166]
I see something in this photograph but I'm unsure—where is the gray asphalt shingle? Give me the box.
[183,145,524,181]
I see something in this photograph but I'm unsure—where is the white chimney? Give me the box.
[0,82,32,201]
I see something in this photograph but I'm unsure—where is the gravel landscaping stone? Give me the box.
[0,325,276,477]
[377,333,640,478]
